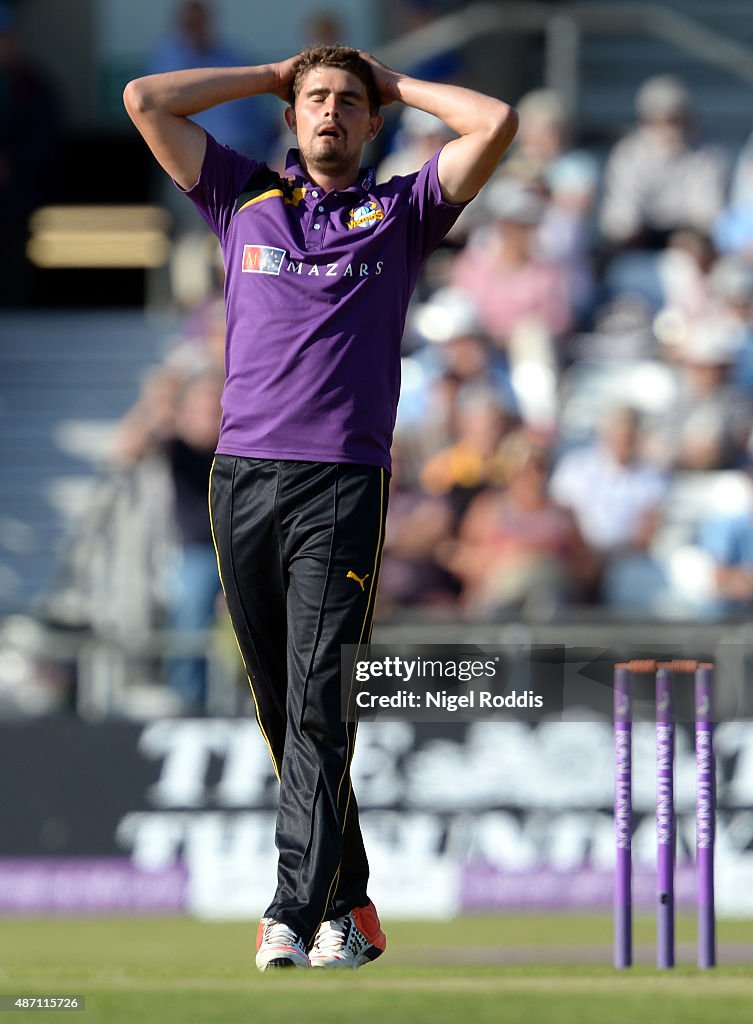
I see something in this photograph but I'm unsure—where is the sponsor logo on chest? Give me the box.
[241,245,286,275]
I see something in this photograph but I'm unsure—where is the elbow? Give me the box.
[123,77,153,118]
[493,103,519,145]
[481,103,517,163]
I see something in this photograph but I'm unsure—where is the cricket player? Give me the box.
[124,44,517,970]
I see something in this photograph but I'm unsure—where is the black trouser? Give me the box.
[209,455,388,945]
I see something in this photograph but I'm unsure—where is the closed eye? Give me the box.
[306,88,365,106]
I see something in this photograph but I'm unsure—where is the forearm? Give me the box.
[124,59,294,189]
[124,64,280,118]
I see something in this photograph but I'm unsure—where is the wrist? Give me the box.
[259,63,282,95]
[390,74,410,104]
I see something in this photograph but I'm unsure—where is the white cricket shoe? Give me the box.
[255,918,311,971]
[309,901,386,969]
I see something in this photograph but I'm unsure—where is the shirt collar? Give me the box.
[284,149,376,195]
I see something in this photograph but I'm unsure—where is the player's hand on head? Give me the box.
[273,54,301,103]
[358,52,402,106]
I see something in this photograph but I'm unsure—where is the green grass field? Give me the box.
[1,915,752,1023]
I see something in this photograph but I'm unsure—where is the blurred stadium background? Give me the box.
[2,0,753,980]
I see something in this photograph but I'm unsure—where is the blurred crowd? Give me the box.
[381,70,753,628]
[27,2,753,712]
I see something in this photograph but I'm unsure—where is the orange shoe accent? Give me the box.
[256,919,264,952]
[351,901,387,953]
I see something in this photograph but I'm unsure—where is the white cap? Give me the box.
[411,288,482,343]
[399,107,454,139]
[484,180,545,224]
[679,319,742,365]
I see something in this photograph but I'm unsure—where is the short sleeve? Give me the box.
[176,131,262,245]
[407,147,470,261]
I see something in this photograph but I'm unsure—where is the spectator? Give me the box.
[504,88,597,194]
[162,370,224,712]
[550,405,669,606]
[451,180,573,349]
[447,431,595,620]
[0,2,61,306]
[421,386,518,518]
[398,287,516,458]
[488,88,599,318]
[552,406,668,552]
[648,320,753,470]
[406,286,518,404]
[538,150,599,321]
[600,75,727,250]
[112,364,184,463]
[50,365,185,647]
[114,364,224,713]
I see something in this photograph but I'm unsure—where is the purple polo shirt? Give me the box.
[181,131,466,472]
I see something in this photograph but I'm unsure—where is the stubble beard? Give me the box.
[302,136,359,178]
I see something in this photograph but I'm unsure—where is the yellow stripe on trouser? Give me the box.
[208,458,281,781]
[320,467,386,923]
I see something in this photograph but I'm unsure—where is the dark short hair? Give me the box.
[290,45,381,115]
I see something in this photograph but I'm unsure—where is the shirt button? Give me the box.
[314,223,321,230]
[318,205,325,213]
[311,191,318,198]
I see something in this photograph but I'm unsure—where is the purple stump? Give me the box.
[656,665,675,969]
[614,664,633,969]
[695,664,717,969]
